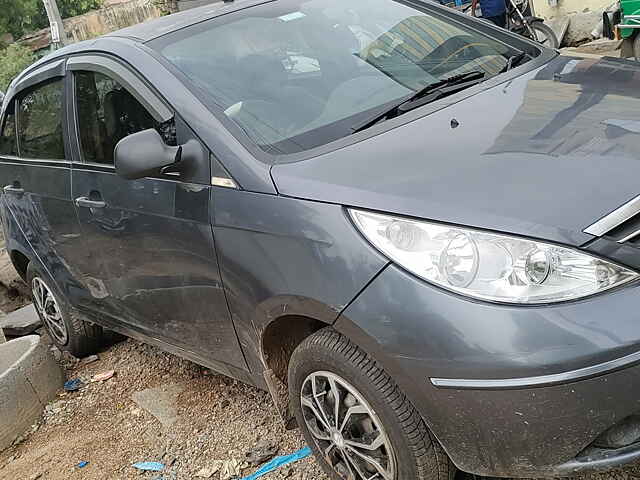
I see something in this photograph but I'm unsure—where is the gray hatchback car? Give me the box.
[2,1,640,479]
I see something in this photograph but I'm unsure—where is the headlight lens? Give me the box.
[350,209,638,304]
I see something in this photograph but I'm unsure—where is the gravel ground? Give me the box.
[0,335,328,480]
[1,334,640,480]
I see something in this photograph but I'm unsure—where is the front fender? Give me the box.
[212,188,389,374]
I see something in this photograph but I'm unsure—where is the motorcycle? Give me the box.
[464,0,560,49]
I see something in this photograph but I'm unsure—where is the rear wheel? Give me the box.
[529,22,559,49]
[289,328,455,480]
[27,263,104,358]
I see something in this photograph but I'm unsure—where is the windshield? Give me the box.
[153,0,523,154]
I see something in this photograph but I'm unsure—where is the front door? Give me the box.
[68,61,247,370]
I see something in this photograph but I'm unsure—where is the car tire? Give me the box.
[634,34,640,62]
[289,328,455,480]
[27,262,104,358]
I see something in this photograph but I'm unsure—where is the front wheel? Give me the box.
[289,328,455,480]
[529,22,559,49]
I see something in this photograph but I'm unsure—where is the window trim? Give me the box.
[68,55,174,167]
[13,59,66,97]
[0,99,19,159]
[0,59,69,163]
[67,55,173,123]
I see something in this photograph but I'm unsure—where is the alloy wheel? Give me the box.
[301,371,396,480]
[32,277,67,345]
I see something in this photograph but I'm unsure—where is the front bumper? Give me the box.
[335,264,640,477]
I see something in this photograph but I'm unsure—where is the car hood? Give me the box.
[272,55,640,247]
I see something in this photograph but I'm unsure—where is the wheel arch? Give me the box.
[261,314,329,386]
[10,249,30,281]
[259,313,331,428]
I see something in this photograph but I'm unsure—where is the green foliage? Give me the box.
[153,0,179,16]
[0,0,104,41]
[57,0,105,19]
[0,43,35,92]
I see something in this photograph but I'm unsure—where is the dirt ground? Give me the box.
[0,334,328,480]
[1,333,640,480]
[0,228,31,315]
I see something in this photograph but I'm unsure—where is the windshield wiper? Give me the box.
[351,70,486,134]
[500,51,529,73]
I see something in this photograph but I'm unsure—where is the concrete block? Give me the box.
[0,336,63,451]
[0,304,42,337]
[0,358,41,450]
[565,11,603,45]
[20,335,64,404]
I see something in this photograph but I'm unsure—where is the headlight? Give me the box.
[350,209,638,304]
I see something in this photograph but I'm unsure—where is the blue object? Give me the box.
[241,447,312,480]
[132,462,165,472]
[77,461,89,468]
[478,0,506,16]
[64,379,83,392]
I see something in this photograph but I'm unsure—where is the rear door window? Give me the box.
[17,79,65,159]
[74,70,158,165]
[0,102,18,157]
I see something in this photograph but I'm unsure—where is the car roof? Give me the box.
[105,0,272,42]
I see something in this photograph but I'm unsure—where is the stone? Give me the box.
[0,305,41,337]
[132,383,185,429]
[245,440,278,466]
[195,465,221,478]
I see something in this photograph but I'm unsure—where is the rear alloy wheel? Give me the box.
[289,328,455,480]
[32,276,67,345]
[27,262,104,358]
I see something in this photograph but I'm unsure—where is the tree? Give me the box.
[0,0,40,41]
[154,0,179,15]
[56,0,104,19]
[0,43,35,92]
[0,0,103,41]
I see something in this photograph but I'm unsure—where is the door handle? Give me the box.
[3,184,24,196]
[75,196,107,209]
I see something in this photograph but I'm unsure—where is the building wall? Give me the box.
[532,0,611,20]
[64,0,161,43]
[21,0,162,52]
[531,0,614,45]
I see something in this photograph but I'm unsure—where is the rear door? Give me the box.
[67,55,247,370]
[0,61,85,302]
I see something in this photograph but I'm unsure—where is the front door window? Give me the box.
[74,71,158,165]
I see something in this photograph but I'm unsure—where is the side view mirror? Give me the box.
[114,129,182,180]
